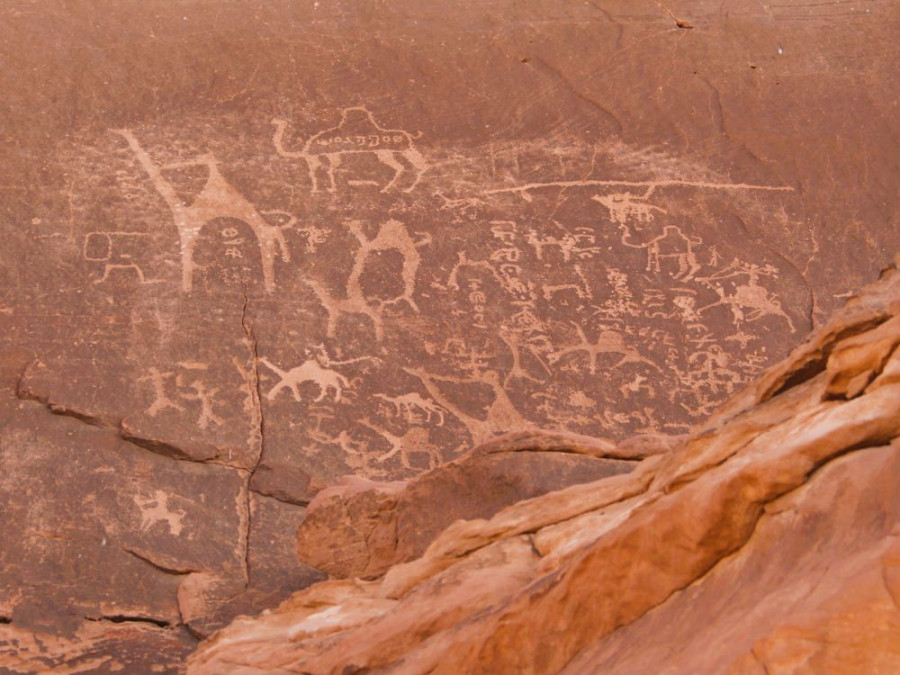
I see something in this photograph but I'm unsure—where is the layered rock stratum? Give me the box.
[188,256,900,674]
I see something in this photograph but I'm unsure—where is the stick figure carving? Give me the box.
[698,262,796,332]
[112,129,292,292]
[271,107,428,193]
[138,368,184,417]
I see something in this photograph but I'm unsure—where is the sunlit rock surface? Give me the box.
[2,0,899,671]
[189,258,900,673]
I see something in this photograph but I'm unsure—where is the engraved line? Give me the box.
[484,179,795,195]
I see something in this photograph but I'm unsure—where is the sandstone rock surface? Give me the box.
[296,430,654,579]
[2,0,899,671]
[188,258,900,673]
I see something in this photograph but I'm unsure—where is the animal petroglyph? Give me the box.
[259,348,374,404]
[272,107,428,193]
[374,392,447,425]
[698,261,796,331]
[702,280,796,331]
[260,357,349,403]
[358,419,441,470]
[613,217,703,281]
[346,219,426,313]
[403,367,534,446]
[113,129,292,292]
[304,219,424,342]
[500,333,551,383]
[592,190,667,226]
[549,323,660,375]
[304,278,386,342]
[133,490,186,537]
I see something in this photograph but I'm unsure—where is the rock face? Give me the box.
[2,1,899,671]
[296,431,661,580]
[188,258,900,673]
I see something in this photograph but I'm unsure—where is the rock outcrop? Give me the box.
[188,256,900,673]
[296,431,671,580]
[3,1,899,671]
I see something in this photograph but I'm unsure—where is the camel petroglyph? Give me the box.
[358,419,441,470]
[592,189,667,226]
[304,219,425,342]
[113,129,293,292]
[260,357,349,403]
[271,107,428,193]
[260,348,377,403]
[374,392,446,425]
[346,219,426,313]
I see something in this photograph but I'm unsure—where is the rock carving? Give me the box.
[83,231,157,284]
[549,323,661,375]
[374,392,447,425]
[272,107,428,193]
[113,129,292,292]
[260,348,375,403]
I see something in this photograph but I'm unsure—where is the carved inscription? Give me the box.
[272,107,428,193]
[55,112,806,479]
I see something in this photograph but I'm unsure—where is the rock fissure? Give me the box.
[248,485,310,507]
[15,386,118,430]
[13,385,242,469]
[123,546,199,576]
[238,287,265,588]
[85,615,173,629]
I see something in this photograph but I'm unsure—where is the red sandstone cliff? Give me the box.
[188,255,900,673]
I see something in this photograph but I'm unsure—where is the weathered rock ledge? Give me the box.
[187,258,900,674]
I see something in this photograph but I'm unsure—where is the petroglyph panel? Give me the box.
[26,110,812,485]
[4,2,899,668]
